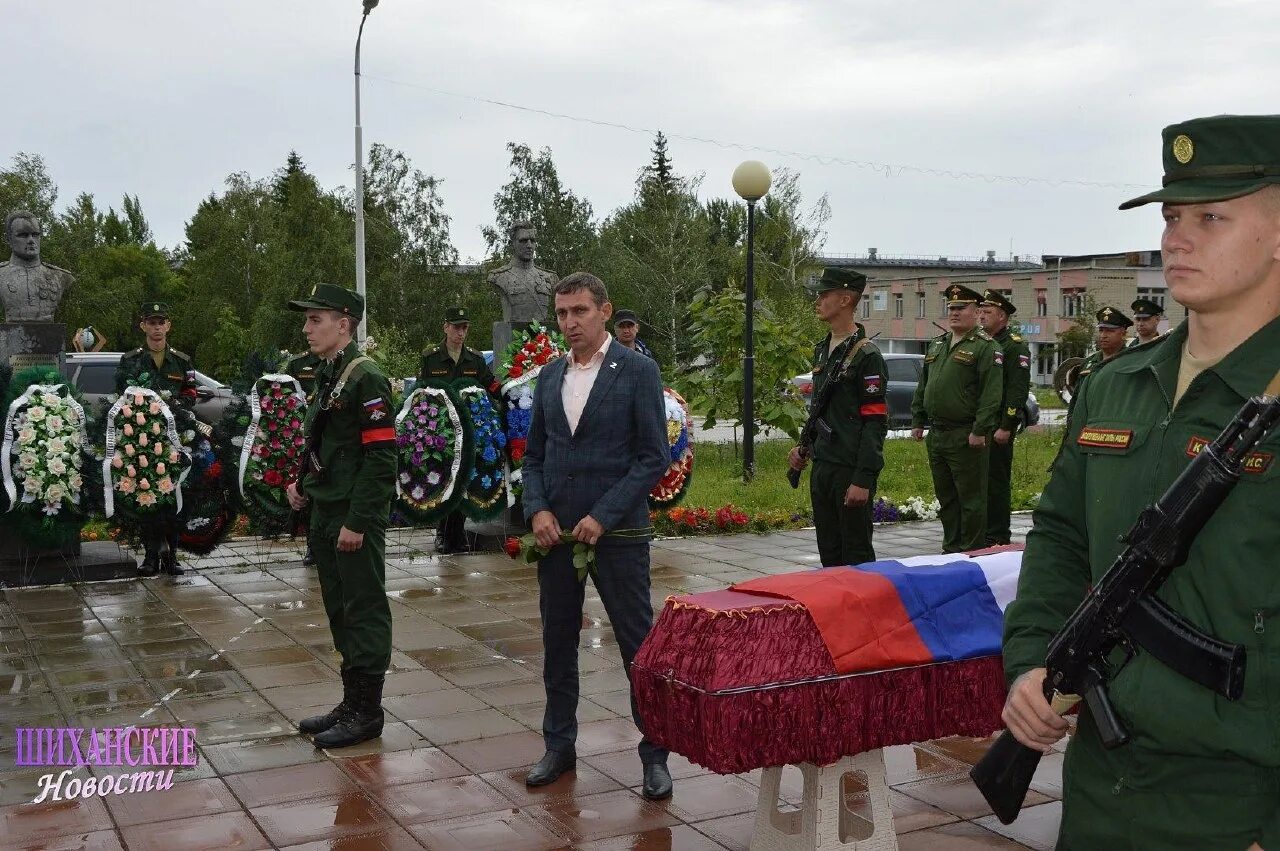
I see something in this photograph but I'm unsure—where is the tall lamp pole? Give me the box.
[732,161,772,482]
[353,0,379,345]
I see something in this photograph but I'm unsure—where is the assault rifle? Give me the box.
[971,393,1280,824]
[787,336,871,489]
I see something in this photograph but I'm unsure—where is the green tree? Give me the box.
[0,152,57,229]
[483,143,597,277]
[1056,293,1099,359]
[678,283,812,445]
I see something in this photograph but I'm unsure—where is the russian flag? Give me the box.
[730,549,1020,675]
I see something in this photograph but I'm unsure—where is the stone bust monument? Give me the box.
[0,211,75,322]
[487,221,558,323]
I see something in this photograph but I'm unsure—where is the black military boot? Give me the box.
[312,671,384,749]
[302,545,316,568]
[298,670,353,735]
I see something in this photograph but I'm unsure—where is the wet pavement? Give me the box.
[0,515,1058,850]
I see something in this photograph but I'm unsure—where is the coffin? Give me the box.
[631,547,1021,774]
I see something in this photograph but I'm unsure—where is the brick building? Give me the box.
[817,250,1176,386]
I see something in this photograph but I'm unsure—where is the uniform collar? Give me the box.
[1112,316,1280,402]
[823,323,866,351]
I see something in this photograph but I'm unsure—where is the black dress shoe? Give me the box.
[302,546,316,568]
[138,554,159,577]
[525,750,576,787]
[160,551,184,576]
[642,763,673,800]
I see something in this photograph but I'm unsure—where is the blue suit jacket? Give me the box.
[521,338,669,539]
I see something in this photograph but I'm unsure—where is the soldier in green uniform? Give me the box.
[283,349,323,566]
[910,284,1003,552]
[788,268,888,566]
[1129,297,1166,347]
[1070,306,1132,397]
[115,301,195,577]
[418,306,496,553]
[285,283,397,748]
[1002,114,1280,850]
[978,289,1032,546]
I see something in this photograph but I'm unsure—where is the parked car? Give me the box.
[60,352,237,425]
[790,353,1040,431]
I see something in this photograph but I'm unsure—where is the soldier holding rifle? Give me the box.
[788,268,887,566]
[1000,115,1280,849]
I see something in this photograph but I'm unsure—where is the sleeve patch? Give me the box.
[1018,354,1030,369]
[862,374,883,395]
[361,427,396,445]
[1007,406,1018,416]
[994,350,1004,366]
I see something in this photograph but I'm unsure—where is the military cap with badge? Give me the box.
[981,289,1017,315]
[139,301,170,320]
[812,267,869,294]
[1131,298,1164,319]
[1095,306,1133,329]
[444,306,470,325]
[945,284,984,306]
[287,282,365,318]
[1120,114,1280,209]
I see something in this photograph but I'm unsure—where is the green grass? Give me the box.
[1032,386,1067,410]
[684,429,1064,516]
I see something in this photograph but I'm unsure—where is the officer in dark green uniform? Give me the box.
[910,284,1003,552]
[115,301,195,576]
[1070,306,1132,397]
[978,289,1032,545]
[1129,297,1166,347]
[788,268,888,566]
[285,283,397,749]
[1002,114,1280,850]
[418,306,496,553]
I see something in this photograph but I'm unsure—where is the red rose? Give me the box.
[510,438,526,462]
[275,457,287,469]
[287,397,298,409]
[264,469,283,487]
[286,448,297,458]
[207,461,223,479]
[503,537,522,559]
[509,366,524,379]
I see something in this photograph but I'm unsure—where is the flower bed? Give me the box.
[457,384,507,521]
[395,385,471,524]
[2,379,90,548]
[649,388,694,509]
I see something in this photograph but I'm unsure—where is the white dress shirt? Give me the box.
[562,334,613,434]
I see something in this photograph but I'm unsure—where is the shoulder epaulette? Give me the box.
[42,262,73,275]
[488,262,513,275]
[0,260,9,268]
[128,347,143,355]
[1011,333,1023,342]
[170,348,188,358]
[976,329,992,341]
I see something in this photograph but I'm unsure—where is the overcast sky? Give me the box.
[8,0,1280,266]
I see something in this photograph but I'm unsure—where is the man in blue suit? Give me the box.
[521,272,674,799]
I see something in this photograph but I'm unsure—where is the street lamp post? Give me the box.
[732,160,772,482]
[353,0,379,345]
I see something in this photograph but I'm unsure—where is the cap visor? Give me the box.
[287,299,329,312]
[1119,177,1275,210]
